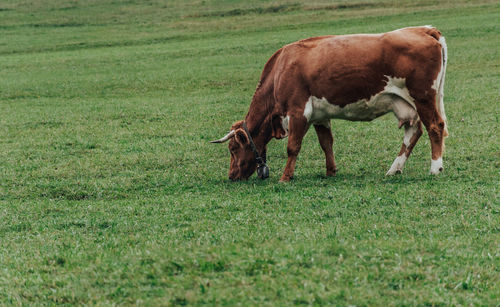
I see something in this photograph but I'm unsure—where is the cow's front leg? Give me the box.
[314,122,337,176]
[280,116,309,182]
[386,121,423,175]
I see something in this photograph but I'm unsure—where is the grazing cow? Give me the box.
[212,26,448,182]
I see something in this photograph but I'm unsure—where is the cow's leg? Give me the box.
[280,116,309,182]
[314,122,337,176]
[386,121,423,175]
[416,101,447,175]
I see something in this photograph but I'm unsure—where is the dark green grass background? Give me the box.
[1,0,499,305]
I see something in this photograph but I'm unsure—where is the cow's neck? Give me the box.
[244,101,273,153]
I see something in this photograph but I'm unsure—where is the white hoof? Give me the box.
[430,158,443,175]
[386,169,403,176]
[386,155,406,176]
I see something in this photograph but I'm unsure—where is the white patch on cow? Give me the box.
[303,76,417,124]
[384,76,416,109]
[303,98,314,121]
[386,121,419,175]
[393,97,419,127]
[432,71,441,92]
[432,39,446,93]
[281,115,290,137]
[403,124,418,147]
[430,157,443,175]
[386,154,407,176]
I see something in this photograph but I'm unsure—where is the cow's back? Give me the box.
[273,27,443,107]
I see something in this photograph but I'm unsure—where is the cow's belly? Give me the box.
[304,94,397,122]
[303,76,418,124]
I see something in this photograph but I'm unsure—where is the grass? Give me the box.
[0,0,499,305]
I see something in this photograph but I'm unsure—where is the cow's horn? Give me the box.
[210,130,235,143]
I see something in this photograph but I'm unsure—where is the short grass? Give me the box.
[1,0,499,305]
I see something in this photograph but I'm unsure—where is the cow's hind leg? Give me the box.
[314,122,337,176]
[280,116,309,182]
[417,102,447,174]
[386,121,423,175]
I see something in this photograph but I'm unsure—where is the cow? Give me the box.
[211,26,448,182]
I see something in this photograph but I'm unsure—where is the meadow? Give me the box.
[0,0,499,305]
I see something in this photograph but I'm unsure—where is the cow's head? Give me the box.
[211,120,268,181]
[212,116,288,180]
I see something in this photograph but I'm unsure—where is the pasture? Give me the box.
[1,0,499,305]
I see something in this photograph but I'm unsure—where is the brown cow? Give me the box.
[212,26,448,182]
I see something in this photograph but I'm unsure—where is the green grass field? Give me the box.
[1,0,499,305]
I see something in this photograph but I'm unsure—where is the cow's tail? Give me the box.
[437,34,448,137]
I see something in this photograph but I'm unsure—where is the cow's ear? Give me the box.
[271,115,287,139]
[234,128,249,146]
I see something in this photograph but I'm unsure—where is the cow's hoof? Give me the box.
[430,158,443,175]
[430,168,443,175]
[326,169,337,177]
[385,169,402,176]
[279,175,293,182]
